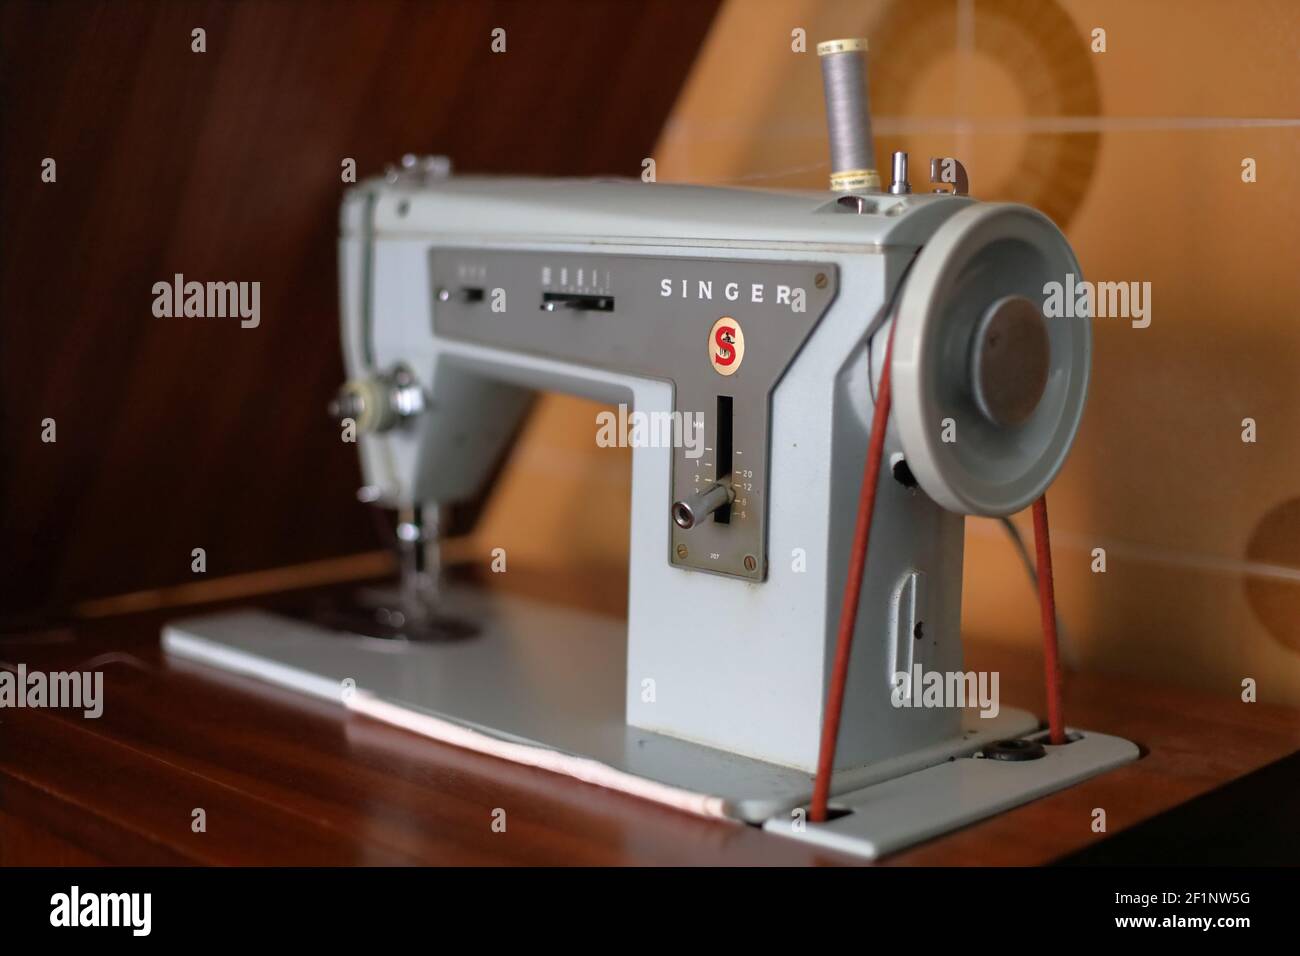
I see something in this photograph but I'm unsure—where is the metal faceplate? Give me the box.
[429,249,838,580]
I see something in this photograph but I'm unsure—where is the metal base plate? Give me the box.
[163,586,1135,845]
[763,729,1139,859]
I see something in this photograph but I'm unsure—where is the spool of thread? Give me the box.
[817,38,880,192]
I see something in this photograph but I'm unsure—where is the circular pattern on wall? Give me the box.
[869,0,1102,229]
[1244,497,1300,654]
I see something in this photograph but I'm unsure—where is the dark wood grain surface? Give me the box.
[2,561,1296,866]
[0,0,719,618]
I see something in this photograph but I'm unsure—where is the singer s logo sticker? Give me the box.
[709,317,745,376]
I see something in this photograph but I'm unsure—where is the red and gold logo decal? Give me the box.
[709,316,745,376]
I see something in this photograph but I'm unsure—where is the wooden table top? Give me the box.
[3,562,1297,866]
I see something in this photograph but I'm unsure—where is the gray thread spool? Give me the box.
[817,38,880,192]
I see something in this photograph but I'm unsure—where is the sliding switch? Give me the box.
[672,481,734,530]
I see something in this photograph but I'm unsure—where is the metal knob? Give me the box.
[672,481,734,530]
[329,365,425,434]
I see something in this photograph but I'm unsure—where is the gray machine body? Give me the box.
[164,173,1139,854]
[341,176,976,772]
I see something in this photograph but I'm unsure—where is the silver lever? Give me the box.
[672,481,735,530]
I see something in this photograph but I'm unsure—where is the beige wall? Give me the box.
[468,0,1300,704]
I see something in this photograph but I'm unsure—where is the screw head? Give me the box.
[744,554,757,572]
[676,544,689,559]
[815,272,828,289]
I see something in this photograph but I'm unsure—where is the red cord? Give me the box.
[1031,495,1067,745]
[809,323,897,823]
[808,324,1068,821]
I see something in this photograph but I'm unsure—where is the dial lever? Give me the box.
[672,480,735,530]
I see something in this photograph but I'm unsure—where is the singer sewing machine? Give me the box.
[165,39,1136,859]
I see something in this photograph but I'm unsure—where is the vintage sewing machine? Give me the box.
[165,39,1135,858]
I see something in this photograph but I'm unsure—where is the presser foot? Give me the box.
[305,585,478,642]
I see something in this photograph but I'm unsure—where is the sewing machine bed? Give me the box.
[163,586,1135,853]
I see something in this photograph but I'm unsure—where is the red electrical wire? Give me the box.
[809,323,897,823]
[808,323,1070,822]
[1032,495,1067,745]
